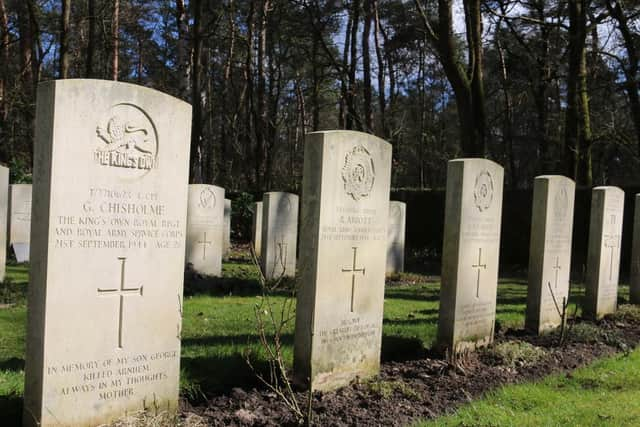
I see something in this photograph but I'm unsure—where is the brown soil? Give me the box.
[181,314,640,427]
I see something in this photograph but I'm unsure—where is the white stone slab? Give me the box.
[294,130,392,391]
[437,158,504,353]
[223,198,231,259]
[10,183,31,262]
[525,176,575,334]
[631,194,640,304]
[260,192,298,279]
[584,186,624,319]
[23,79,191,427]
[186,185,224,276]
[0,166,8,279]
[252,201,263,258]
[386,201,406,274]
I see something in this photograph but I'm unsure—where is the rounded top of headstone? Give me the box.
[535,175,575,185]
[593,186,624,195]
[449,158,503,171]
[307,130,391,150]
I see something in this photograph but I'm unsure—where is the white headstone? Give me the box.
[9,183,32,262]
[186,185,225,276]
[631,194,640,304]
[223,198,231,259]
[23,80,191,427]
[525,176,575,334]
[437,159,504,353]
[584,186,624,319]
[294,131,392,391]
[0,166,8,280]
[260,192,299,279]
[252,201,263,258]
[386,201,406,274]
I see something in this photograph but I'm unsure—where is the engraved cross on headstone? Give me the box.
[276,237,288,271]
[472,248,487,298]
[97,257,143,349]
[198,232,212,260]
[552,256,562,290]
[341,247,365,312]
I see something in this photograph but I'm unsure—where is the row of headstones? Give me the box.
[16,80,636,426]
[250,194,407,279]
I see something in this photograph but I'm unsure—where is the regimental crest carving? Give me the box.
[473,170,494,212]
[342,145,375,201]
[95,103,158,178]
[198,188,216,209]
[553,186,569,220]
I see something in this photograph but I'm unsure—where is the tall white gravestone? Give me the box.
[223,198,231,259]
[525,176,575,334]
[386,201,406,274]
[260,192,299,279]
[9,183,32,262]
[23,80,191,427]
[186,185,225,276]
[0,166,8,280]
[584,186,624,319]
[631,194,640,304]
[437,159,504,353]
[294,131,392,391]
[252,201,263,258]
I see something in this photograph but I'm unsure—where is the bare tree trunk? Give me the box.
[346,0,360,130]
[85,0,96,78]
[339,13,352,129]
[219,0,236,187]
[362,0,373,132]
[373,0,386,138]
[175,0,190,99]
[254,0,271,190]
[496,33,516,187]
[112,0,119,81]
[189,0,203,183]
[59,0,71,78]
[0,0,9,120]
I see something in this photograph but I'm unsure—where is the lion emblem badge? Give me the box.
[473,170,494,212]
[342,145,375,201]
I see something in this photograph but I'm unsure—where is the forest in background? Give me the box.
[0,0,639,191]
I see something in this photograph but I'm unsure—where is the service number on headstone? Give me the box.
[294,131,392,391]
[23,80,191,427]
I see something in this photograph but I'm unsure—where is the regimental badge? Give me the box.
[473,170,494,212]
[199,188,216,209]
[342,145,376,201]
[94,103,158,178]
[553,186,569,220]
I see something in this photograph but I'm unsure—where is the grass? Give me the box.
[417,348,640,427]
[0,258,632,425]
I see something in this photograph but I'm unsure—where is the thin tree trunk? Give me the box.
[112,0,119,81]
[339,13,352,128]
[86,0,96,78]
[0,0,9,120]
[362,0,373,132]
[347,0,360,130]
[175,0,190,99]
[59,0,71,78]
[373,0,386,138]
[189,0,203,183]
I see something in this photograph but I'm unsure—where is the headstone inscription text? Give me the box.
[525,176,575,334]
[294,131,392,391]
[437,159,504,353]
[23,80,191,427]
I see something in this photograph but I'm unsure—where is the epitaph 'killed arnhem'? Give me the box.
[631,194,640,304]
[437,159,504,353]
[525,176,575,334]
[223,198,231,259]
[386,201,406,274]
[294,130,392,391]
[252,201,263,258]
[186,185,225,276]
[9,183,32,262]
[0,166,8,281]
[260,192,299,279]
[584,186,624,319]
[23,80,191,427]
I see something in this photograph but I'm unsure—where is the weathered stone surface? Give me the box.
[260,192,298,279]
[631,194,640,304]
[223,198,231,259]
[294,130,392,391]
[437,159,504,353]
[252,201,263,258]
[0,166,8,280]
[186,185,224,276]
[584,186,624,319]
[23,79,191,427]
[525,176,575,334]
[386,201,406,274]
[9,183,32,262]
